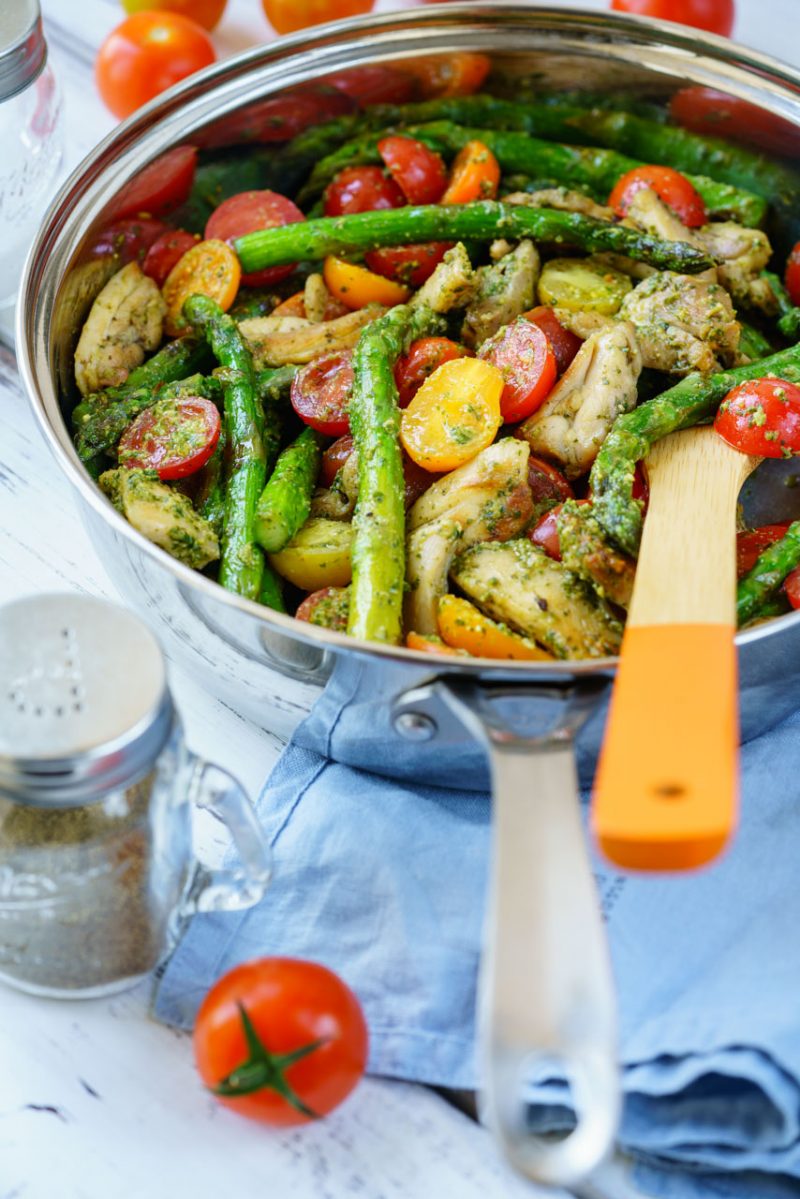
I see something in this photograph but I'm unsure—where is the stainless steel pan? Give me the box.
[16,5,800,1186]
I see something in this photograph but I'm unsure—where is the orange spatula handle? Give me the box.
[592,623,738,871]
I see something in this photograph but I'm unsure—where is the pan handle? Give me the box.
[400,676,618,1189]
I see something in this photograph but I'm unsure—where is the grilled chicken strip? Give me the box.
[74,262,166,396]
[696,222,775,314]
[405,437,533,635]
[461,240,539,348]
[619,270,740,374]
[517,322,642,478]
[504,187,615,222]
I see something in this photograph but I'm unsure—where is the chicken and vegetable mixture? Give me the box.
[70,65,800,660]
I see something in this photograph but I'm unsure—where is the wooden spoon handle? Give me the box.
[592,429,756,871]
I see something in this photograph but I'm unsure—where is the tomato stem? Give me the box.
[211,1002,327,1118]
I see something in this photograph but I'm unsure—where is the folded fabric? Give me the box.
[155,658,800,1199]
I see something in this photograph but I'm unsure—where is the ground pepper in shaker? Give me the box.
[0,0,64,343]
[0,593,271,999]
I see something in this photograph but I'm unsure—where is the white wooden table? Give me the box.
[0,1,796,1196]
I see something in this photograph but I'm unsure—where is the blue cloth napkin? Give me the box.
[155,658,800,1199]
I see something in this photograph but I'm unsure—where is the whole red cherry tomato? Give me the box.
[736,525,791,579]
[479,319,557,423]
[609,0,734,36]
[118,397,221,480]
[524,307,582,375]
[669,88,800,159]
[95,12,216,120]
[261,0,376,36]
[142,229,199,287]
[291,351,354,436]
[194,957,368,1127]
[394,337,473,408]
[785,243,800,308]
[714,378,800,459]
[609,165,707,227]
[377,136,448,205]
[324,166,405,217]
[364,242,452,288]
[206,190,305,288]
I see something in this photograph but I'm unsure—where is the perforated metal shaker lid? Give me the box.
[0,594,174,807]
[0,1,46,104]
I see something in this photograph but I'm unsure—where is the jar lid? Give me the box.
[0,594,175,807]
[0,0,46,104]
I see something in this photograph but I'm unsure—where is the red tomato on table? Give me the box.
[324,166,405,217]
[609,165,707,227]
[394,337,473,408]
[714,378,800,459]
[377,136,448,205]
[261,0,376,36]
[142,229,199,287]
[118,397,221,480]
[194,958,368,1126]
[478,320,557,423]
[365,242,452,288]
[609,0,734,36]
[205,190,305,288]
[524,307,582,376]
[291,351,354,436]
[736,525,791,579]
[95,12,216,120]
[121,0,228,31]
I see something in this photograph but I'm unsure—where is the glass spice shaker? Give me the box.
[0,593,272,999]
[0,0,64,343]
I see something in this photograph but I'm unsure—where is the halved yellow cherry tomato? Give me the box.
[400,357,503,472]
[163,239,240,336]
[323,255,410,310]
[441,140,501,205]
[437,595,553,661]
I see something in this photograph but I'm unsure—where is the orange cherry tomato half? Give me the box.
[668,87,800,160]
[291,351,354,437]
[524,306,583,376]
[95,12,216,120]
[478,319,557,423]
[608,0,734,36]
[377,135,448,205]
[785,242,800,308]
[206,190,305,288]
[121,0,228,31]
[260,0,376,36]
[118,396,221,480]
[736,525,791,578]
[323,256,410,309]
[714,378,800,459]
[324,166,406,217]
[162,239,241,337]
[405,632,462,655]
[142,229,200,287]
[364,241,452,289]
[608,164,707,227]
[394,337,473,408]
[441,140,501,205]
[194,957,368,1127]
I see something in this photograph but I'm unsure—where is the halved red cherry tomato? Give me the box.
[291,351,354,436]
[736,525,791,578]
[194,957,368,1127]
[669,88,800,160]
[784,567,800,610]
[714,378,800,459]
[87,216,170,266]
[785,243,800,308]
[95,12,216,120]
[201,89,355,149]
[632,460,650,514]
[528,498,591,561]
[205,190,305,288]
[118,396,220,480]
[609,164,707,227]
[364,242,452,288]
[321,65,417,106]
[295,587,350,630]
[527,455,574,510]
[524,306,582,376]
[609,0,734,35]
[109,146,197,220]
[324,166,405,217]
[377,136,448,205]
[142,229,199,287]
[479,319,557,423]
[394,337,473,408]
[403,453,436,508]
[320,433,355,487]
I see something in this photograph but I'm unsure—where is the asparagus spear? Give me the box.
[259,562,287,613]
[182,294,265,601]
[236,200,713,277]
[591,344,800,556]
[124,336,213,390]
[738,321,774,362]
[347,303,446,644]
[762,271,800,342]
[197,431,227,536]
[737,522,800,626]
[254,427,323,553]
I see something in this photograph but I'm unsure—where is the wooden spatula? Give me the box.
[592,427,760,872]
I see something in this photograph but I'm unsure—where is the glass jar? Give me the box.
[0,593,271,999]
[0,1,64,340]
